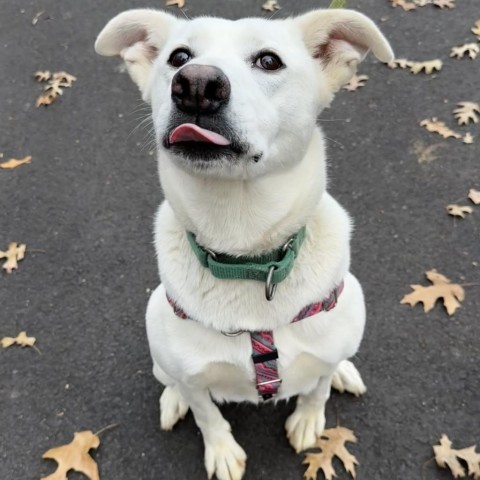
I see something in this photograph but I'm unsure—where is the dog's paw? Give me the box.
[331,360,367,397]
[285,404,325,453]
[159,385,190,431]
[204,432,246,480]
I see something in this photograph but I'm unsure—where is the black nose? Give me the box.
[171,65,231,115]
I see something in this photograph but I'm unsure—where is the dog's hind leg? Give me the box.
[331,359,367,396]
[153,363,190,431]
[285,373,333,453]
[178,385,247,480]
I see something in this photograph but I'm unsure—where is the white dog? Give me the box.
[96,8,392,480]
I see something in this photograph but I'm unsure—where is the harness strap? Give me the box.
[166,280,344,401]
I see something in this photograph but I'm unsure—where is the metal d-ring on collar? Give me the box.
[265,236,296,301]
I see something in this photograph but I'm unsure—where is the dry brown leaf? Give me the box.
[1,331,36,349]
[35,70,76,107]
[34,70,51,82]
[0,243,26,273]
[472,20,480,39]
[433,434,480,478]
[343,74,369,92]
[303,426,358,480]
[390,0,417,10]
[432,0,455,8]
[262,0,281,11]
[420,118,462,139]
[166,0,185,7]
[400,269,465,316]
[453,102,480,125]
[412,141,445,164]
[447,204,473,218]
[463,133,474,144]
[409,59,442,74]
[414,0,432,5]
[387,58,412,69]
[469,188,480,205]
[450,43,479,59]
[0,155,32,169]
[41,431,100,480]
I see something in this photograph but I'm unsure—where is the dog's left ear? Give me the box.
[295,9,393,95]
[95,9,180,101]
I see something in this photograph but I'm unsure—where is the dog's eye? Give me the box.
[168,49,192,68]
[255,53,283,71]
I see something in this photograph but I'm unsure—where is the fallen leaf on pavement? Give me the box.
[35,70,77,107]
[166,0,185,7]
[1,331,36,349]
[447,204,473,218]
[0,243,27,273]
[303,426,358,480]
[433,434,480,478]
[262,0,281,11]
[472,20,480,39]
[387,58,412,69]
[463,133,474,144]
[41,431,101,480]
[420,118,461,139]
[453,102,480,125]
[414,0,432,5]
[409,59,443,74]
[400,269,465,316]
[469,188,480,204]
[412,141,445,164]
[450,43,479,59]
[432,0,455,7]
[0,155,32,169]
[390,0,417,10]
[343,74,369,92]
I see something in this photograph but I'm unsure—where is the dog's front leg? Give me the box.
[285,373,334,453]
[178,385,247,480]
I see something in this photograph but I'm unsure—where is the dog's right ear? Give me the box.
[95,9,179,101]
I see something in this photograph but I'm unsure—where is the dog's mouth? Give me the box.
[163,122,246,162]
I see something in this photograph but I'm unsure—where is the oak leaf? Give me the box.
[41,431,101,480]
[343,74,369,92]
[409,59,442,74]
[1,331,36,349]
[450,43,479,60]
[420,118,461,139]
[34,70,51,82]
[432,0,455,7]
[447,204,473,218]
[0,155,32,169]
[453,102,480,125]
[472,20,480,39]
[400,269,465,316]
[387,58,412,69]
[433,434,480,478]
[165,0,185,7]
[390,0,417,11]
[414,0,432,5]
[35,70,76,107]
[0,243,26,273]
[262,0,281,11]
[303,426,358,480]
[463,133,474,144]
[469,188,480,205]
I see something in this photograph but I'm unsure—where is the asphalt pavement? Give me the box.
[0,0,478,479]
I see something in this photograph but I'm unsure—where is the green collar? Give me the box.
[186,226,306,299]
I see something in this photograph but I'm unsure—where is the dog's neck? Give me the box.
[158,129,327,256]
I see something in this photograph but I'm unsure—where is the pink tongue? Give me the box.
[169,123,230,146]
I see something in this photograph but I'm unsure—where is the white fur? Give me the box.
[96,9,392,480]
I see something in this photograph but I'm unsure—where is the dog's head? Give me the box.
[96,9,392,179]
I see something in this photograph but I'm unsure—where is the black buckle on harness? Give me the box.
[252,349,278,364]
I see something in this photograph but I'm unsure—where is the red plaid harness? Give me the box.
[166,281,344,401]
